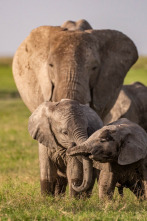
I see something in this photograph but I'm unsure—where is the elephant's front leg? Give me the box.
[142,165,147,199]
[39,143,57,195]
[98,170,117,200]
[54,176,68,196]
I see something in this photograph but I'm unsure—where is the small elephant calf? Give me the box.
[28,99,103,197]
[67,118,147,199]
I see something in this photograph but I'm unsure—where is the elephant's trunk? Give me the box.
[72,156,93,192]
[52,67,91,105]
[72,133,93,192]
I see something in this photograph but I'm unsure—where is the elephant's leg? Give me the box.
[84,168,97,198]
[116,183,124,197]
[117,186,124,197]
[54,176,68,196]
[39,144,57,195]
[98,170,116,200]
[129,181,144,199]
[142,167,147,199]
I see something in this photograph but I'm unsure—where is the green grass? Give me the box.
[0,57,147,220]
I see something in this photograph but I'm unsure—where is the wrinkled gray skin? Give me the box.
[13,19,138,195]
[61,19,92,31]
[67,118,147,200]
[28,99,103,197]
[104,82,147,131]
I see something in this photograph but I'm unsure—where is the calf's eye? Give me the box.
[62,131,68,135]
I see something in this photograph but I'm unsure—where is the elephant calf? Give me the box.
[67,118,147,200]
[104,82,147,131]
[28,99,103,197]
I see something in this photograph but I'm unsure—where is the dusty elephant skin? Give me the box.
[12,20,138,118]
[28,99,103,197]
[104,82,147,131]
[67,118,147,200]
[13,19,138,195]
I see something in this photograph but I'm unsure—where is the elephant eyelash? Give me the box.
[49,63,54,67]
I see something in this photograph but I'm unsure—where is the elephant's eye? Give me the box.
[62,130,68,135]
[92,66,97,71]
[49,63,54,67]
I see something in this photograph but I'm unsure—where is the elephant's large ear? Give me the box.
[89,30,138,119]
[80,105,103,136]
[118,125,147,165]
[13,26,62,112]
[103,86,132,125]
[28,101,58,149]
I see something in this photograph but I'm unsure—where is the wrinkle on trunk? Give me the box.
[72,156,93,192]
[52,67,91,104]
[71,135,93,192]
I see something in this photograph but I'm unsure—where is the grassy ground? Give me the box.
[0,57,147,220]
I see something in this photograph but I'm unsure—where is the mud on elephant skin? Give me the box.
[13,20,138,119]
[67,118,147,200]
[104,82,147,131]
[28,99,103,197]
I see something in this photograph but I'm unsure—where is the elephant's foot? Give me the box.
[40,179,56,195]
[54,176,68,196]
[129,181,145,200]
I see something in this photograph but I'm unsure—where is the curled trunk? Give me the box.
[71,133,93,192]
[72,156,93,192]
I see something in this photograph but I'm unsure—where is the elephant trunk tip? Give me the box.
[72,179,91,192]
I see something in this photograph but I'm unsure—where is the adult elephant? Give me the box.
[12,20,138,194]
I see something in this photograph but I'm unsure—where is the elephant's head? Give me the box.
[28,99,103,191]
[13,21,138,119]
[67,118,147,192]
[61,19,92,31]
[28,99,103,148]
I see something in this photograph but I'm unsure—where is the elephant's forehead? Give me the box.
[50,31,95,53]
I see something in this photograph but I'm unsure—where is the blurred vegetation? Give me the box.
[0,56,147,220]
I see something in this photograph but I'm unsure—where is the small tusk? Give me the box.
[60,99,71,102]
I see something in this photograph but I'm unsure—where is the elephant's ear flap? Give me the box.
[118,132,147,165]
[12,26,62,112]
[90,30,138,119]
[28,102,55,148]
[104,87,132,125]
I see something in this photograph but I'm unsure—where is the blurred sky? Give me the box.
[0,0,147,56]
